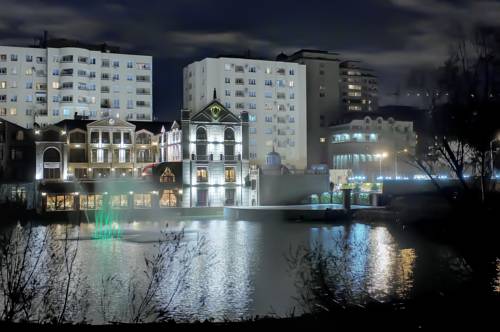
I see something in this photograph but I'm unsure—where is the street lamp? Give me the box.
[375,152,388,179]
[395,148,408,178]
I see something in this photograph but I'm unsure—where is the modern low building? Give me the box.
[0,36,153,129]
[183,56,307,170]
[181,99,251,207]
[328,114,417,182]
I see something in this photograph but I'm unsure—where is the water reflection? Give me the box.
[0,220,472,323]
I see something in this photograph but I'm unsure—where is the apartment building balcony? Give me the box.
[223,155,241,162]
[192,154,208,161]
[136,89,151,95]
[136,114,151,120]
[36,109,49,116]
[136,102,151,108]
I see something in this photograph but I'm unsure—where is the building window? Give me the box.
[160,190,177,207]
[224,127,235,141]
[46,194,74,211]
[134,193,151,208]
[160,167,175,183]
[196,127,207,141]
[79,194,103,210]
[196,189,208,207]
[225,188,236,206]
[225,167,236,183]
[42,148,61,179]
[111,194,128,208]
[196,167,208,183]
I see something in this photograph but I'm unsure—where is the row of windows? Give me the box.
[223,64,295,76]
[222,102,296,112]
[223,77,295,87]
[223,89,295,100]
[45,191,177,212]
[195,166,237,183]
[248,139,296,148]
[88,148,154,163]
[249,127,295,135]
[0,53,150,69]
[0,54,44,63]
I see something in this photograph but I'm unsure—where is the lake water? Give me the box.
[1,218,476,323]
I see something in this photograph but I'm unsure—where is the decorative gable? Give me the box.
[87,118,135,129]
[191,100,240,123]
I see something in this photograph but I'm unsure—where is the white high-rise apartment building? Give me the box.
[183,57,307,170]
[0,40,152,129]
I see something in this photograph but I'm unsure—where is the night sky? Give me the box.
[0,0,498,120]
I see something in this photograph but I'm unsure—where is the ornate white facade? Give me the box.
[181,99,250,207]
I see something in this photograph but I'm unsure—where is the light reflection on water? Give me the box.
[2,220,473,323]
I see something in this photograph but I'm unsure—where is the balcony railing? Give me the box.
[195,155,208,161]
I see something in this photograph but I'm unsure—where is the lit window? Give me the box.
[196,167,208,183]
[225,167,236,182]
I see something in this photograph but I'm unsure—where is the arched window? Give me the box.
[224,127,235,141]
[196,127,207,141]
[69,131,86,143]
[43,129,61,142]
[136,132,151,144]
[160,167,175,183]
[43,148,61,179]
[43,148,60,162]
[16,130,24,141]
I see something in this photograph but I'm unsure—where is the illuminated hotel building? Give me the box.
[33,118,184,212]
[328,115,417,181]
[0,37,153,129]
[181,98,250,207]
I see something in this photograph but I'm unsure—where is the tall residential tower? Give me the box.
[0,38,153,129]
[183,56,307,170]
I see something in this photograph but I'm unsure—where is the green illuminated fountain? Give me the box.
[92,204,122,240]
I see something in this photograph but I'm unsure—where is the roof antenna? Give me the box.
[213,88,217,100]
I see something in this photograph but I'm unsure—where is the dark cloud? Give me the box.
[0,0,498,118]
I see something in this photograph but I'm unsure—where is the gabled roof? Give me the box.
[88,118,135,128]
[191,100,241,123]
[53,118,178,134]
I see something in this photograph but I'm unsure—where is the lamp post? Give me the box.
[490,134,500,180]
[375,152,388,179]
[395,148,408,178]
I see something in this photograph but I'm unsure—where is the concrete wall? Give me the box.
[259,174,329,205]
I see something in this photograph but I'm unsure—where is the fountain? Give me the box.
[92,203,122,240]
